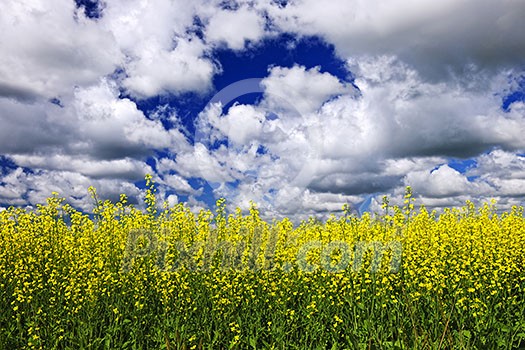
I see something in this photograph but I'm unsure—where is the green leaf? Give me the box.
[460,330,471,339]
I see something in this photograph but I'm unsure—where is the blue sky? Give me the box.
[1,0,525,220]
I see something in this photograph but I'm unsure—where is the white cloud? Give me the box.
[472,149,525,180]
[187,55,525,220]
[363,149,525,214]
[466,150,525,198]
[162,174,197,196]
[0,0,121,100]
[261,65,352,115]
[175,143,237,183]
[198,103,268,147]
[121,37,217,98]
[326,57,525,160]
[405,165,476,198]
[58,79,189,161]
[100,0,221,98]
[205,6,266,50]
[8,154,152,180]
[0,98,65,154]
[264,0,525,81]
[166,194,179,207]
[71,79,192,157]
[0,167,141,211]
[0,78,192,209]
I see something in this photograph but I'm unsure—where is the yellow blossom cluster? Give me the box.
[0,183,524,349]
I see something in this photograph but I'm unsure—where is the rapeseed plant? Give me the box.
[0,180,524,349]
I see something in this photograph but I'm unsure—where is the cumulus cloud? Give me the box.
[467,150,525,198]
[307,57,525,162]
[406,165,477,198]
[120,37,217,98]
[264,0,525,81]
[187,55,525,220]
[162,174,198,196]
[99,0,217,97]
[205,6,266,50]
[8,155,151,180]
[0,78,190,209]
[0,167,141,210]
[0,79,189,161]
[261,65,352,115]
[196,103,269,147]
[368,149,525,213]
[0,0,121,101]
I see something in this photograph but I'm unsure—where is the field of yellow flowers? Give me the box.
[1,176,524,349]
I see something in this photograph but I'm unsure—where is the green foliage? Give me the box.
[0,179,524,349]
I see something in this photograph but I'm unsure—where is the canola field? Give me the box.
[1,177,524,349]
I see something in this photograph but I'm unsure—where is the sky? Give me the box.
[1,0,525,221]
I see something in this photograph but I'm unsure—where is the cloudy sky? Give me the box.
[1,0,525,220]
